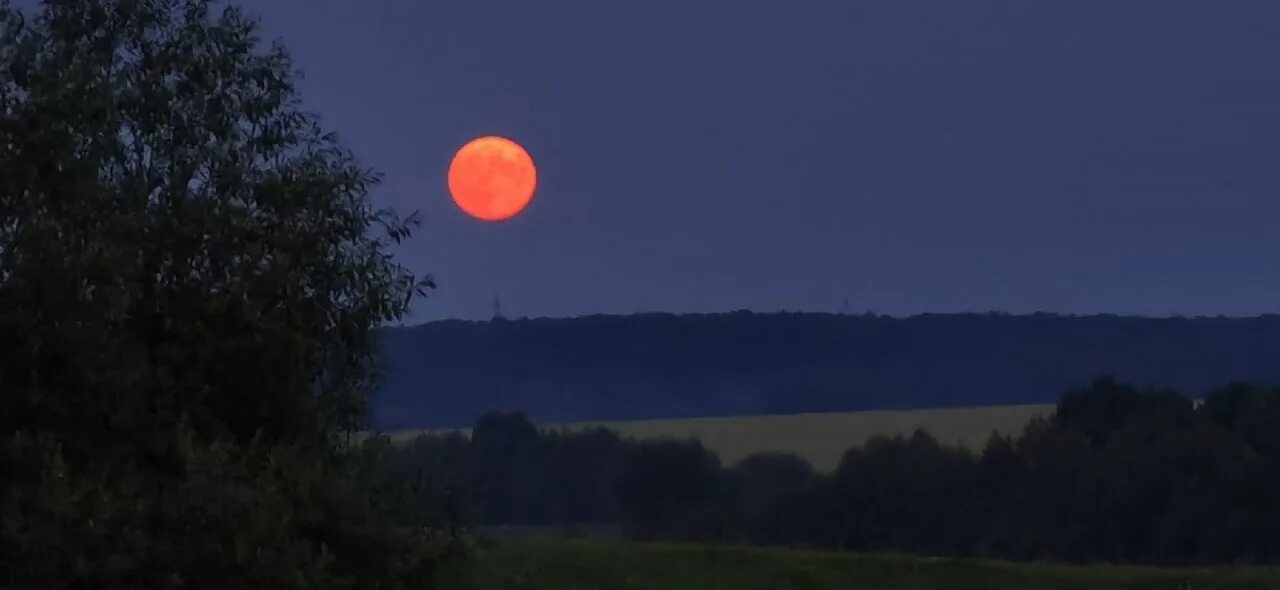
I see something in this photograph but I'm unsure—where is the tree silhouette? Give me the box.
[0,1,440,587]
[390,379,1280,565]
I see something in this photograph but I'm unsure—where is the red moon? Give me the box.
[447,136,537,221]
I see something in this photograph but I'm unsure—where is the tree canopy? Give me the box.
[0,1,441,587]
[0,0,430,450]
[391,379,1280,566]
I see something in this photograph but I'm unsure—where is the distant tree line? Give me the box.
[383,378,1280,566]
[375,312,1280,428]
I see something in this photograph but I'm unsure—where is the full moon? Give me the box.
[447,136,537,221]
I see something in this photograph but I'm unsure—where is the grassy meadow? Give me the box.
[439,537,1280,590]
[383,404,1053,471]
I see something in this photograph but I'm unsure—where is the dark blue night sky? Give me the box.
[117,2,1280,319]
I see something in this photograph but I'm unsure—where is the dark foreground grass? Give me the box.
[438,537,1280,590]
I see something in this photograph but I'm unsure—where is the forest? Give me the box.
[375,313,1280,428]
[385,377,1280,566]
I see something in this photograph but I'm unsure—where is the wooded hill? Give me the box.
[373,312,1280,429]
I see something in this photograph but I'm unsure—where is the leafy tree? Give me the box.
[753,480,845,549]
[1052,377,1194,448]
[0,0,430,451]
[542,427,631,524]
[470,412,551,524]
[0,0,439,587]
[827,430,980,555]
[382,431,477,534]
[973,432,1037,559]
[1193,383,1280,561]
[616,438,734,541]
[1202,382,1280,460]
[729,452,816,538]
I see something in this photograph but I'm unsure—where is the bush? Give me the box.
[2,428,454,589]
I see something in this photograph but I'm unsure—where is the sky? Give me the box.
[53,1,1280,321]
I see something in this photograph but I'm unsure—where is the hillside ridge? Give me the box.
[373,311,1280,429]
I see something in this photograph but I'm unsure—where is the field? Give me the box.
[438,537,1280,590]
[383,404,1053,471]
